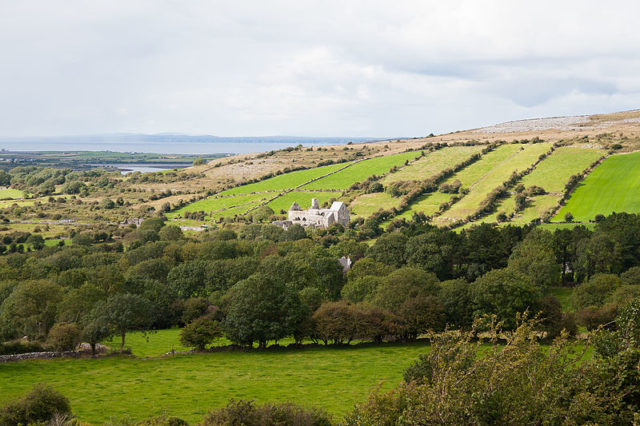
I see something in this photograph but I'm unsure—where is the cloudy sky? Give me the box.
[1,1,639,138]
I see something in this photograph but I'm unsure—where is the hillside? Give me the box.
[162,110,640,229]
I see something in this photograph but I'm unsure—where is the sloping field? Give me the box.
[302,151,420,190]
[349,192,402,218]
[382,145,484,184]
[221,162,350,196]
[482,146,604,224]
[520,146,604,193]
[437,143,552,223]
[396,192,454,220]
[446,144,523,189]
[168,193,269,217]
[555,151,640,221]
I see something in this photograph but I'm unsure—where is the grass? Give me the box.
[103,328,191,358]
[302,152,421,190]
[219,163,350,196]
[0,188,26,199]
[382,145,485,184]
[549,286,574,312]
[0,342,432,424]
[438,143,552,223]
[168,193,270,217]
[395,192,454,220]
[519,146,604,193]
[555,151,640,222]
[349,193,402,218]
[445,144,523,188]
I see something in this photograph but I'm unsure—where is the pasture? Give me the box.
[555,152,640,222]
[437,143,552,223]
[349,192,401,218]
[302,151,421,190]
[0,339,432,424]
[381,145,484,184]
[0,188,26,199]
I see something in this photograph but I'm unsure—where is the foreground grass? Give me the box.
[556,151,640,222]
[0,343,432,424]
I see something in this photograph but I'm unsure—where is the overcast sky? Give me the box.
[1,1,639,138]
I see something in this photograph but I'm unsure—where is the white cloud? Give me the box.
[1,0,639,138]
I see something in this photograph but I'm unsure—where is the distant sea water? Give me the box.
[0,135,385,155]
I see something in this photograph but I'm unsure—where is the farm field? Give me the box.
[444,144,523,189]
[437,143,552,224]
[221,162,350,196]
[381,145,484,184]
[0,342,433,424]
[395,192,454,220]
[302,151,420,190]
[349,192,401,218]
[555,152,640,222]
[168,193,270,217]
[0,188,26,199]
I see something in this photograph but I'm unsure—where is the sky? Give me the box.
[1,1,640,138]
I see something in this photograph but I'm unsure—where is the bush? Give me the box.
[47,322,81,351]
[0,384,71,426]
[180,317,222,350]
[0,339,46,355]
[572,273,621,310]
[201,399,332,426]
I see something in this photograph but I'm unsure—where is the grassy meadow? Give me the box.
[0,336,431,424]
[437,143,552,223]
[555,151,640,222]
[302,151,420,190]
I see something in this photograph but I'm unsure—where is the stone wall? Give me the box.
[0,351,82,363]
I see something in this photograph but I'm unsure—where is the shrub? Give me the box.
[564,212,573,222]
[201,399,332,426]
[46,322,81,351]
[180,317,222,350]
[572,273,621,310]
[0,384,71,426]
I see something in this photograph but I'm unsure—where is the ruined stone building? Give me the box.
[273,198,350,229]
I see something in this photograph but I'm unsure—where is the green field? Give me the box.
[395,192,454,221]
[169,193,270,217]
[0,342,431,424]
[302,152,420,190]
[438,143,552,223]
[555,152,640,222]
[382,145,484,184]
[349,192,402,218]
[220,163,350,196]
[0,188,26,199]
[444,144,523,189]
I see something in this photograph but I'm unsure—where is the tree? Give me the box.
[564,212,573,222]
[0,280,63,339]
[439,279,473,329]
[405,229,460,280]
[312,301,359,345]
[372,267,439,312]
[470,268,541,329]
[26,234,45,250]
[366,232,408,268]
[507,229,559,288]
[192,157,206,166]
[346,258,392,281]
[158,225,183,241]
[572,273,620,310]
[180,317,222,350]
[92,293,153,352]
[341,276,382,303]
[223,274,305,348]
[82,318,111,356]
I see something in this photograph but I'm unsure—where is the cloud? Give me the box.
[0,0,639,138]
